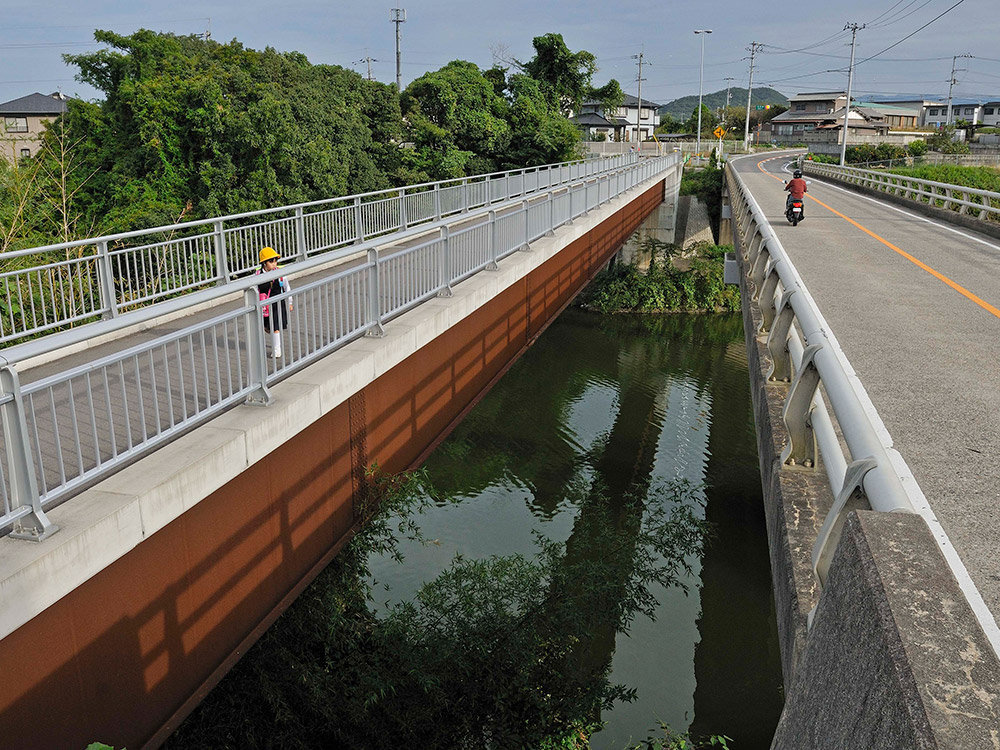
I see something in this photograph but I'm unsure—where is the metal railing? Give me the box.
[0,153,682,539]
[0,155,640,347]
[802,161,1000,222]
[725,161,921,604]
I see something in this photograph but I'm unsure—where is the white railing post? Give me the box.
[522,200,531,249]
[366,248,385,336]
[1,366,58,541]
[434,183,442,221]
[488,209,499,270]
[213,220,230,285]
[243,288,272,406]
[354,197,365,244]
[294,206,308,262]
[438,226,453,297]
[96,240,118,320]
[462,178,469,212]
[547,191,555,235]
[399,188,408,230]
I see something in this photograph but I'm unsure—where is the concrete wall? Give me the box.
[0,180,666,749]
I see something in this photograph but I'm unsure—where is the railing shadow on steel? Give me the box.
[725,161,923,623]
[802,161,1000,222]
[0,154,643,348]
[0,153,683,540]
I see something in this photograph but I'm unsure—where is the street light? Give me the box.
[694,30,713,160]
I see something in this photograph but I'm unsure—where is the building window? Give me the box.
[4,116,28,133]
[986,108,995,115]
[795,104,806,111]
[965,108,974,115]
[19,148,30,158]
[929,109,938,116]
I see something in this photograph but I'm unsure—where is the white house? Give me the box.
[572,93,661,142]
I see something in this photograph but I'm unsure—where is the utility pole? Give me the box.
[694,30,712,160]
[946,53,973,125]
[723,76,735,128]
[354,54,379,81]
[743,42,763,151]
[838,23,865,166]
[390,8,406,90]
[631,51,647,145]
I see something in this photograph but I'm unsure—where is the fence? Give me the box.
[0,153,682,539]
[0,155,639,348]
[802,161,1000,223]
[725,160,921,599]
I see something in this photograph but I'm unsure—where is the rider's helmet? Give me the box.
[793,169,803,178]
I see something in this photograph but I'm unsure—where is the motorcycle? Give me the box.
[785,198,804,226]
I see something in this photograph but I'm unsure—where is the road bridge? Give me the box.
[0,154,681,747]
[728,151,1000,747]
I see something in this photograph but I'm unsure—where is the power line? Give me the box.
[856,0,968,65]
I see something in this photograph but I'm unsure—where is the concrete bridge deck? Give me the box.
[737,153,1000,647]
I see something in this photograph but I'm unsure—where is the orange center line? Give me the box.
[753,159,1000,321]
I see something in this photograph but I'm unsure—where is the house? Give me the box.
[981,101,1000,127]
[855,97,944,127]
[857,103,921,129]
[0,91,69,161]
[573,93,661,142]
[765,91,846,144]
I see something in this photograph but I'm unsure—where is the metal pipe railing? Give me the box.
[0,154,642,347]
[726,161,922,605]
[802,161,1000,221]
[0,153,683,538]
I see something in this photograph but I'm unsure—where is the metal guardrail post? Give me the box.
[294,206,308,262]
[521,200,531,250]
[484,174,491,204]
[812,457,877,588]
[782,343,822,469]
[398,188,408,230]
[462,178,468,212]
[488,210,499,270]
[354,197,365,244]
[243,288,272,406]
[766,290,796,383]
[366,249,385,337]
[434,184,442,221]
[1,366,58,541]
[213,220,230,285]
[547,191,555,236]
[96,240,118,320]
[438,226,453,297]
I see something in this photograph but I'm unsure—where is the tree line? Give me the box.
[1,30,623,253]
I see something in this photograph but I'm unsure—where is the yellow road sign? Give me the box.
[713,126,726,139]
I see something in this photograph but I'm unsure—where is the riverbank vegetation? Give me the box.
[581,239,739,314]
[1,30,620,252]
[164,464,724,749]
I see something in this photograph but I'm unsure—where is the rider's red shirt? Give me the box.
[785,177,807,199]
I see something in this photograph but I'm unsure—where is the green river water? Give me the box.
[367,308,784,748]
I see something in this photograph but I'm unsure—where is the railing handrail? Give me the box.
[802,161,1000,218]
[3,155,624,258]
[0,153,683,539]
[726,157,921,592]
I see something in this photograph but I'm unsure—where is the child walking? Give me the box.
[256,247,292,358]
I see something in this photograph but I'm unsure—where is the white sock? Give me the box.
[272,330,282,358]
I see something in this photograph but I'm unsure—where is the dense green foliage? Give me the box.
[582,241,740,314]
[680,163,724,231]
[886,164,1000,193]
[3,29,595,250]
[165,464,714,749]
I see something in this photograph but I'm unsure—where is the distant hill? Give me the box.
[659,87,789,120]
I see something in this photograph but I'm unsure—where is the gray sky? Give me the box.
[1,0,996,108]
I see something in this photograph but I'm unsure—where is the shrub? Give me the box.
[907,140,928,157]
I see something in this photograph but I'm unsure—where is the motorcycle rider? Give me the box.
[784,169,807,217]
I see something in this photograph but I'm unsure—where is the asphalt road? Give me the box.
[734,152,1000,638]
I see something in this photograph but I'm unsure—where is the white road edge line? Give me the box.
[731,151,1000,659]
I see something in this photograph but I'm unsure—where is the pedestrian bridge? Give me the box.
[0,153,682,747]
[726,152,1000,747]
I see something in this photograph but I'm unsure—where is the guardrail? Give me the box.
[725,161,922,605]
[0,155,639,347]
[802,161,1000,222]
[0,153,682,540]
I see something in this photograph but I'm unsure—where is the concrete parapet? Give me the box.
[772,511,1000,749]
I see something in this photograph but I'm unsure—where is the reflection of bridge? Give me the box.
[726,153,1000,746]
[0,154,682,747]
